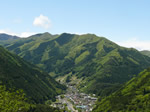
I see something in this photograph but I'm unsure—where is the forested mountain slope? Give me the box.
[3,32,150,96]
[93,68,150,112]
[0,46,65,103]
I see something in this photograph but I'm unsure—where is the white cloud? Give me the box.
[116,38,150,51]
[0,29,18,36]
[0,29,36,38]
[33,14,51,29]
[20,32,36,37]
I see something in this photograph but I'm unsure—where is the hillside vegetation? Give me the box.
[3,32,150,96]
[93,68,150,112]
[0,85,31,112]
[0,85,64,112]
[0,46,66,103]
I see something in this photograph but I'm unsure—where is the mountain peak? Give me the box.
[60,32,75,36]
[29,32,52,38]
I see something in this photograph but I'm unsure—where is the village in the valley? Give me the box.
[51,84,97,112]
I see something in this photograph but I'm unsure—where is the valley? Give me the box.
[0,32,150,112]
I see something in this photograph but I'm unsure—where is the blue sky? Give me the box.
[1,0,150,50]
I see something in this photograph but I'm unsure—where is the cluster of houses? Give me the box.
[67,86,97,112]
[52,85,97,112]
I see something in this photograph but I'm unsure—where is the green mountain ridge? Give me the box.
[93,67,150,112]
[141,50,150,57]
[2,32,150,97]
[0,46,65,103]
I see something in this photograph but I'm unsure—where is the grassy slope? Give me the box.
[4,32,150,96]
[93,68,150,112]
[0,46,65,103]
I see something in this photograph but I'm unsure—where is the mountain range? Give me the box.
[1,32,150,97]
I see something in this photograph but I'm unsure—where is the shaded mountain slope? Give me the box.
[4,32,150,96]
[0,46,65,103]
[0,33,19,40]
[93,68,150,112]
